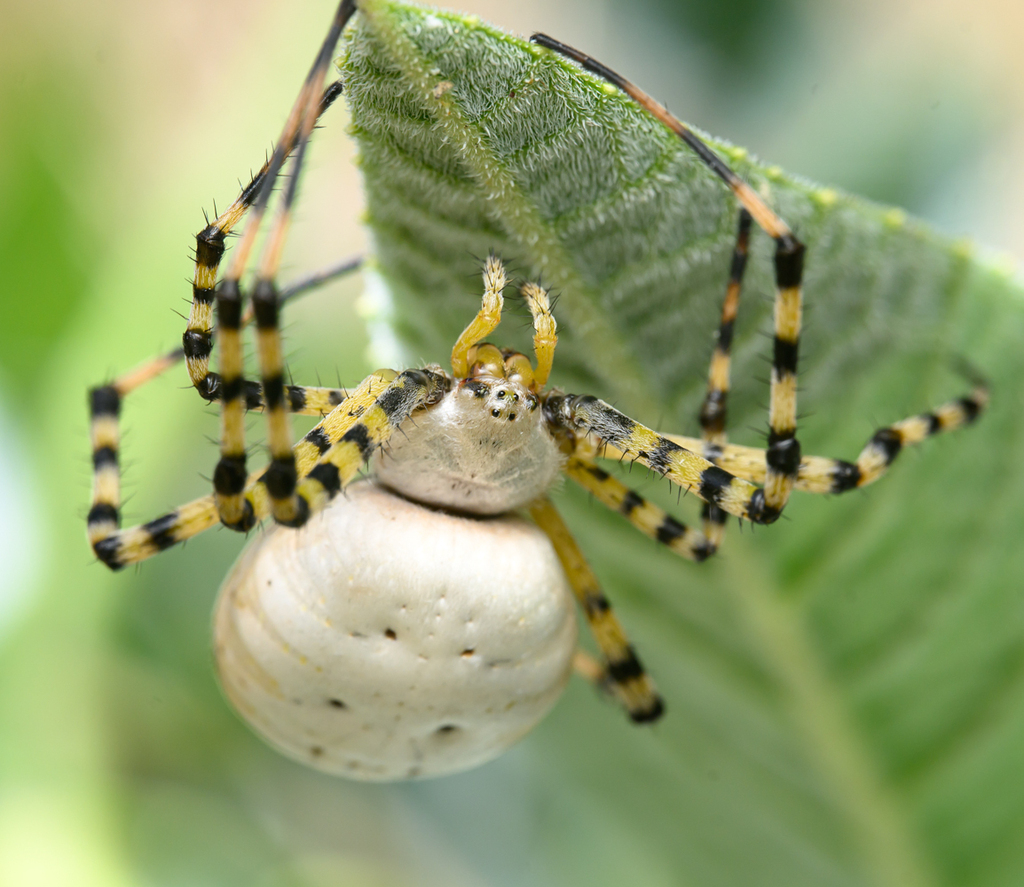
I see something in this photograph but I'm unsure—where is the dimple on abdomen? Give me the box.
[214,480,576,781]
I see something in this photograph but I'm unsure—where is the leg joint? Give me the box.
[182,329,213,362]
[774,237,805,288]
[766,434,802,476]
[307,461,341,497]
[699,389,727,432]
[221,499,256,533]
[197,372,221,402]
[195,224,226,268]
[830,460,861,493]
[263,455,298,500]
[747,488,781,525]
[214,454,248,496]
[216,281,243,328]
[92,536,124,571]
[89,385,121,418]
[87,502,119,528]
[252,279,279,328]
[262,373,286,410]
[220,374,246,404]
[773,337,799,374]
[869,427,902,464]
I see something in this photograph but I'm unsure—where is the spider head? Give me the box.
[460,343,541,424]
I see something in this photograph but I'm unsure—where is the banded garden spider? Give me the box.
[86,0,987,779]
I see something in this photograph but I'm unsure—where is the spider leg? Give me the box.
[595,382,989,494]
[521,281,557,390]
[449,255,508,378]
[211,0,357,531]
[529,497,663,723]
[571,649,608,686]
[564,457,716,562]
[283,368,451,527]
[94,251,362,413]
[182,81,345,400]
[87,247,367,560]
[698,208,753,548]
[276,254,363,305]
[547,394,771,523]
[89,370,395,570]
[531,34,806,523]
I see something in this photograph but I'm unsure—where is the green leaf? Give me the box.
[339,3,1024,886]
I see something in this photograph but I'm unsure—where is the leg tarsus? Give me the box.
[450,255,508,378]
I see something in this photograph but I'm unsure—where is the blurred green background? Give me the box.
[2,0,1023,885]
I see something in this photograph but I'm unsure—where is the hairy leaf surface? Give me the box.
[338,3,1024,886]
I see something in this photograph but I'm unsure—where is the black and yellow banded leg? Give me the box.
[213,276,254,529]
[211,0,357,530]
[699,208,753,547]
[87,253,365,564]
[699,209,753,451]
[564,457,717,562]
[763,246,804,520]
[531,33,807,522]
[116,253,363,414]
[548,394,773,524]
[286,368,451,527]
[87,351,182,553]
[738,385,989,494]
[249,32,350,526]
[87,366,355,552]
[182,80,344,401]
[89,370,396,570]
[597,383,989,495]
[529,497,663,723]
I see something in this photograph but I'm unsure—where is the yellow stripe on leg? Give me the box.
[529,497,663,723]
[521,281,557,390]
[451,255,507,378]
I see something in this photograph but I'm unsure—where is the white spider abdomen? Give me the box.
[214,480,576,781]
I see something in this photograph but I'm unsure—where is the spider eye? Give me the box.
[491,409,501,417]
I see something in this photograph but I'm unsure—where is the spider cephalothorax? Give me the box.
[373,279,564,516]
[86,0,987,780]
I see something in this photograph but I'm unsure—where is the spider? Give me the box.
[86,0,988,780]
